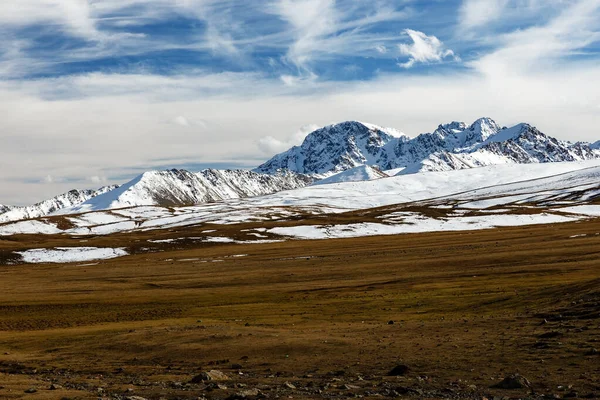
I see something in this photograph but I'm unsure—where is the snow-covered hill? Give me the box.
[2,159,600,239]
[255,118,600,177]
[58,169,312,214]
[313,165,388,186]
[0,186,118,224]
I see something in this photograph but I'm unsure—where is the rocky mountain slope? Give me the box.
[58,168,312,214]
[255,118,600,177]
[0,186,118,224]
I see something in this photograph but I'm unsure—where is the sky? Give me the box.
[1,0,599,205]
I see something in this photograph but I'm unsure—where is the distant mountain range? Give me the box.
[0,186,118,224]
[1,117,598,224]
[255,118,600,176]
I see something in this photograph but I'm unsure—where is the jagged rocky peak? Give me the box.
[468,117,501,141]
[257,117,600,178]
[434,121,467,136]
[254,121,404,176]
[302,121,398,146]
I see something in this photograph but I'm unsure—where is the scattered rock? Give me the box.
[388,320,394,325]
[126,396,148,400]
[191,369,231,383]
[388,364,409,376]
[585,348,598,356]
[491,374,531,389]
[231,363,243,369]
[205,382,228,391]
[230,388,261,398]
[341,384,360,390]
[24,388,37,394]
[49,383,63,390]
[284,382,296,389]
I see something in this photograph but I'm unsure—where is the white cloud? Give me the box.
[273,0,337,70]
[375,45,388,54]
[257,124,320,154]
[459,0,508,29]
[280,72,318,86]
[269,0,412,75]
[0,1,97,39]
[398,29,459,68]
[89,176,107,185]
[173,116,191,127]
[470,0,600,76]
[172,115,208,128]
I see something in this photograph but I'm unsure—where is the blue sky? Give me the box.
[0,0,599,204]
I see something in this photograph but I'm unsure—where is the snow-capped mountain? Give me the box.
[399,123,600,174]
[314,165,388,186]
[58,169,312,214]
[255,118,600,177]
[254,121,408,177]
[0,186,118,224]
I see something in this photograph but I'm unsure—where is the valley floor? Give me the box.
[0,218,599,399]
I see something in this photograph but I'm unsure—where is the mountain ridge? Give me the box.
[56,168,312,215]
[0,186,119,224]
[255,118,600,177]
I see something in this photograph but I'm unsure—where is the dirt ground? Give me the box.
[0,218,599,399]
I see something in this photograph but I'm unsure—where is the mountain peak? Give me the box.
[467,117,501,142]
[436,121,467,135]
[254,121,400,176]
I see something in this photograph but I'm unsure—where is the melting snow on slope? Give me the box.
[16,247,128,263]
[556,205,600,216]
[0,220,61,236]
[268,213,578,240]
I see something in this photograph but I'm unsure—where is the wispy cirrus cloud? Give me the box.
[470,0,600,76]
[459,0,509,29]
[398,29,459,69]
[269,0,414,77]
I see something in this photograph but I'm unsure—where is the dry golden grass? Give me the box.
[0,217,599,399]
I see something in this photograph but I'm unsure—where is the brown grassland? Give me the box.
[0,216,599,399]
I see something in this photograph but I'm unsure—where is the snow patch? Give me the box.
[16,247,128,264]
